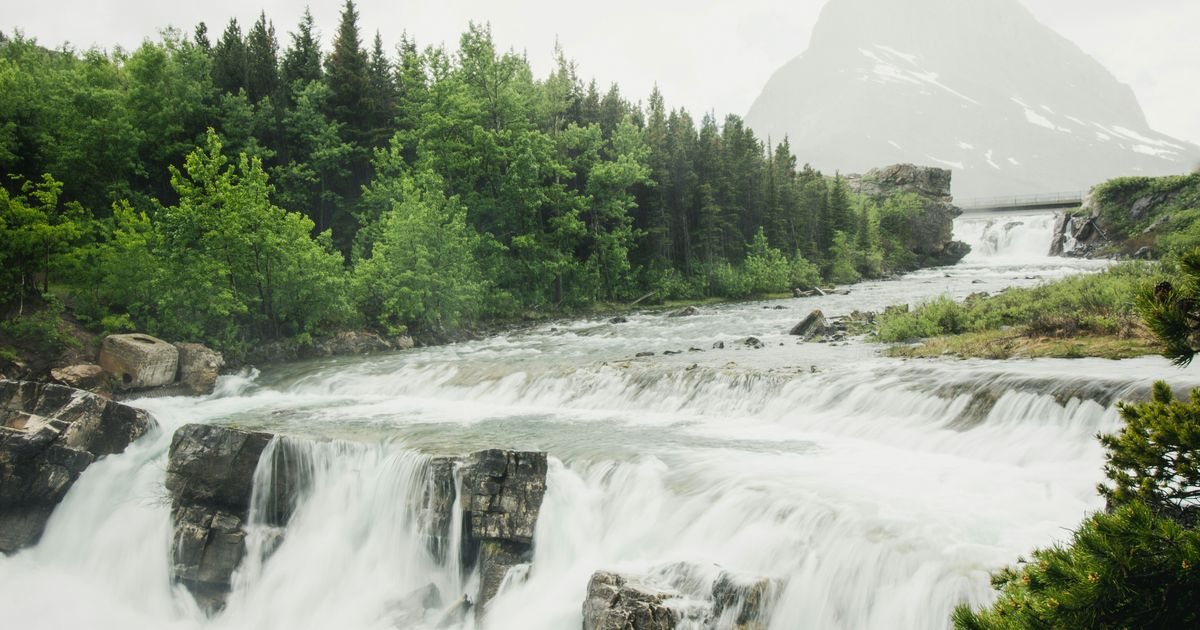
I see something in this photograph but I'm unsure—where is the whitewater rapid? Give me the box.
[0,211,1189,630]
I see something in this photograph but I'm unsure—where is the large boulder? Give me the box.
[99,334,179,390]
[582,571,678,630]
[0,380,155,552]
[166,424,272,612]
[711,571,782,630]
[174,343,224,396]
[790,309,831,340]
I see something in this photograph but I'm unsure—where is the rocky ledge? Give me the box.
[165,424,273,612]
[425,448,549,617]
[0,380,156,552]
[164,423,549,617]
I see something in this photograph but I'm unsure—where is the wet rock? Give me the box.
[663,350,682,356]
[49,364,110,392]
[391,335,416,350]
[583,571,678,630]
[463,449,547,545]
[743,337,765,349]
[99,333,179,390]
[166,424,272,611]
[711,571,782,630]
[0,380,155,552]
[310,331,394,357]
[666,306,699,318]
[790,309,830,340]
[711,341,725,350]
[609,316,629,324]
[636,352,656,358]
[175,343,224,396]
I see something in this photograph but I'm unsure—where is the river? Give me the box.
[2,210,1194,630]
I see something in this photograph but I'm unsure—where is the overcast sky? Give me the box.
[4,0,1197,145]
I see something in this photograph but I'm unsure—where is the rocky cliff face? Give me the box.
[847,163,970,265]
[746,0,1200,199]
[165,424,273,612]
[0,380,156,552]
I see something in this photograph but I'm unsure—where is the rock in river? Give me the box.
[0,380,155,552]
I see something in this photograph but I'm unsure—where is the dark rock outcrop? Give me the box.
[424,449,549,615]
[165,424,272,612]
[1050,213,1109,258]
[790,309,831,340]
[0,380,155,552]
[583,571,678,630]
[99,333,179,390]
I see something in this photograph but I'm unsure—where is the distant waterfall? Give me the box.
[954,212,1060,261]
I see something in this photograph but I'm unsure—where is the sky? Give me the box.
[3,0,1197,145]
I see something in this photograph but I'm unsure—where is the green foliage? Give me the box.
[879,262,1154,343]
[0,12,962,346]
[0,173,89,304]
[954,382,1200,630]
[952,502,1200,630]
[1092,173,1200,243]
[828,231,862,285]
[1100,382,1200,523]
[0,296,80,352]
[91,131,347,353]
[1138,249,1200,365]
[353,170,488,334]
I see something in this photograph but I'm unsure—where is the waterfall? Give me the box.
[1,245,1191,629]
[954,212,1060,261]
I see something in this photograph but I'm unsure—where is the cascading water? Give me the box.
[1,223,1192,629]
[953,211,1061,262]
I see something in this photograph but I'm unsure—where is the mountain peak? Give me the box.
[746,0,1197,197]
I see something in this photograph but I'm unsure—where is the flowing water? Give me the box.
[2,211,1195,630]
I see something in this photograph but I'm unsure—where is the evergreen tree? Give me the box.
[281,7,322,93]
[364,31,397,148]
[325,0,370,144]
[193,22,211,52]
[244,12,279,103]
[211,19,247,95]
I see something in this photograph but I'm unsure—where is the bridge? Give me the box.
[956,191,1085,212]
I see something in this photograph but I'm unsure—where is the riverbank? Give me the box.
[875,261,1162,360]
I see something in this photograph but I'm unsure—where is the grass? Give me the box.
[876,262,1162,360]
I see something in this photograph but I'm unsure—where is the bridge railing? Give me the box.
[957,190,1085,210]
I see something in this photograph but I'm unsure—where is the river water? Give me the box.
[2,211,1194,630]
